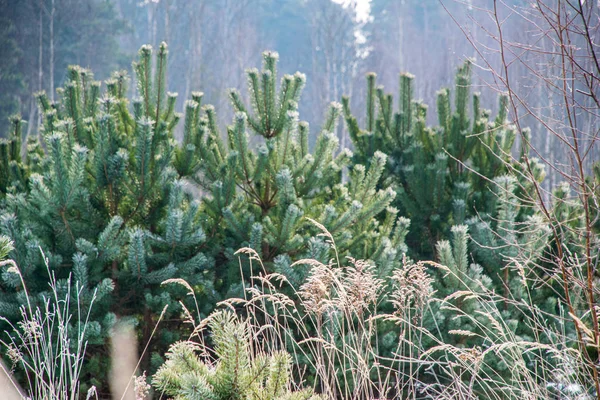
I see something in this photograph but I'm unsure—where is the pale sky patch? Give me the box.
[331,0,373,23]
[330,0,373,59]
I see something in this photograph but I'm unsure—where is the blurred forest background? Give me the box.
[0,0,597,189]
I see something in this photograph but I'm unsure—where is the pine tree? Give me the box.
[182,51,410,291]
[342,60,545,258]
[430,224,494,344]
[153,311,325,400]
[546,164,600,314]
[0,235,12,263]
[344,61,558,393]
[0,116,26,196]
[0,43,215,393]
[467,175,550,305]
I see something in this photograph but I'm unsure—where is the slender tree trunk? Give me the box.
[49,0,55,101]
[26,97,36,139]
[147,2,157,51]
[50,0,56,101]
[37,0,43,130]
[185,5,203,102]
[164,0,170,45]
[398,13,404,71]
[163,0,170,93]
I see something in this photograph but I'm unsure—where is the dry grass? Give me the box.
[0,224,597,399]
[0,249,155,400]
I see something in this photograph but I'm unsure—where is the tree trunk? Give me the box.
[49,0,55,101]
[37,0,43,131]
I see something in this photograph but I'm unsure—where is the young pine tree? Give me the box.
[344,61,557,393]
[152,311,325,400]
[0,43,215,393]
[180,51,410,292]
[342,60,545,258]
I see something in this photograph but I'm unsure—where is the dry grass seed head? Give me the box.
[17,319,42,344]
[299,262,337,315]
[6,343,23,365]
[342,257,383,314]
[390,259,434,318]
[457,346,483,366]
[133,371,150,400]
[305,218,336,248]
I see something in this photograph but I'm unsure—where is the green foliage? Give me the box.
[0,115,39,197]
[343,60,545,257]
[0,43,214,392]
[467,175,550,300]
[2,38,580,396]
[428,219,553,390]
[341,63,561,383]
[153,311,324,400]
[0,235,12,261]
[0,251,93,400]
[343,61,562,390]
[545,164,600,316]
[429,224,493,343]
[0,45,411,394]
[175,51,409,290]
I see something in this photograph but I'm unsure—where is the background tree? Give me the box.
[0,0,126,138]
[0,4,26,138]
[2,0,586,190]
